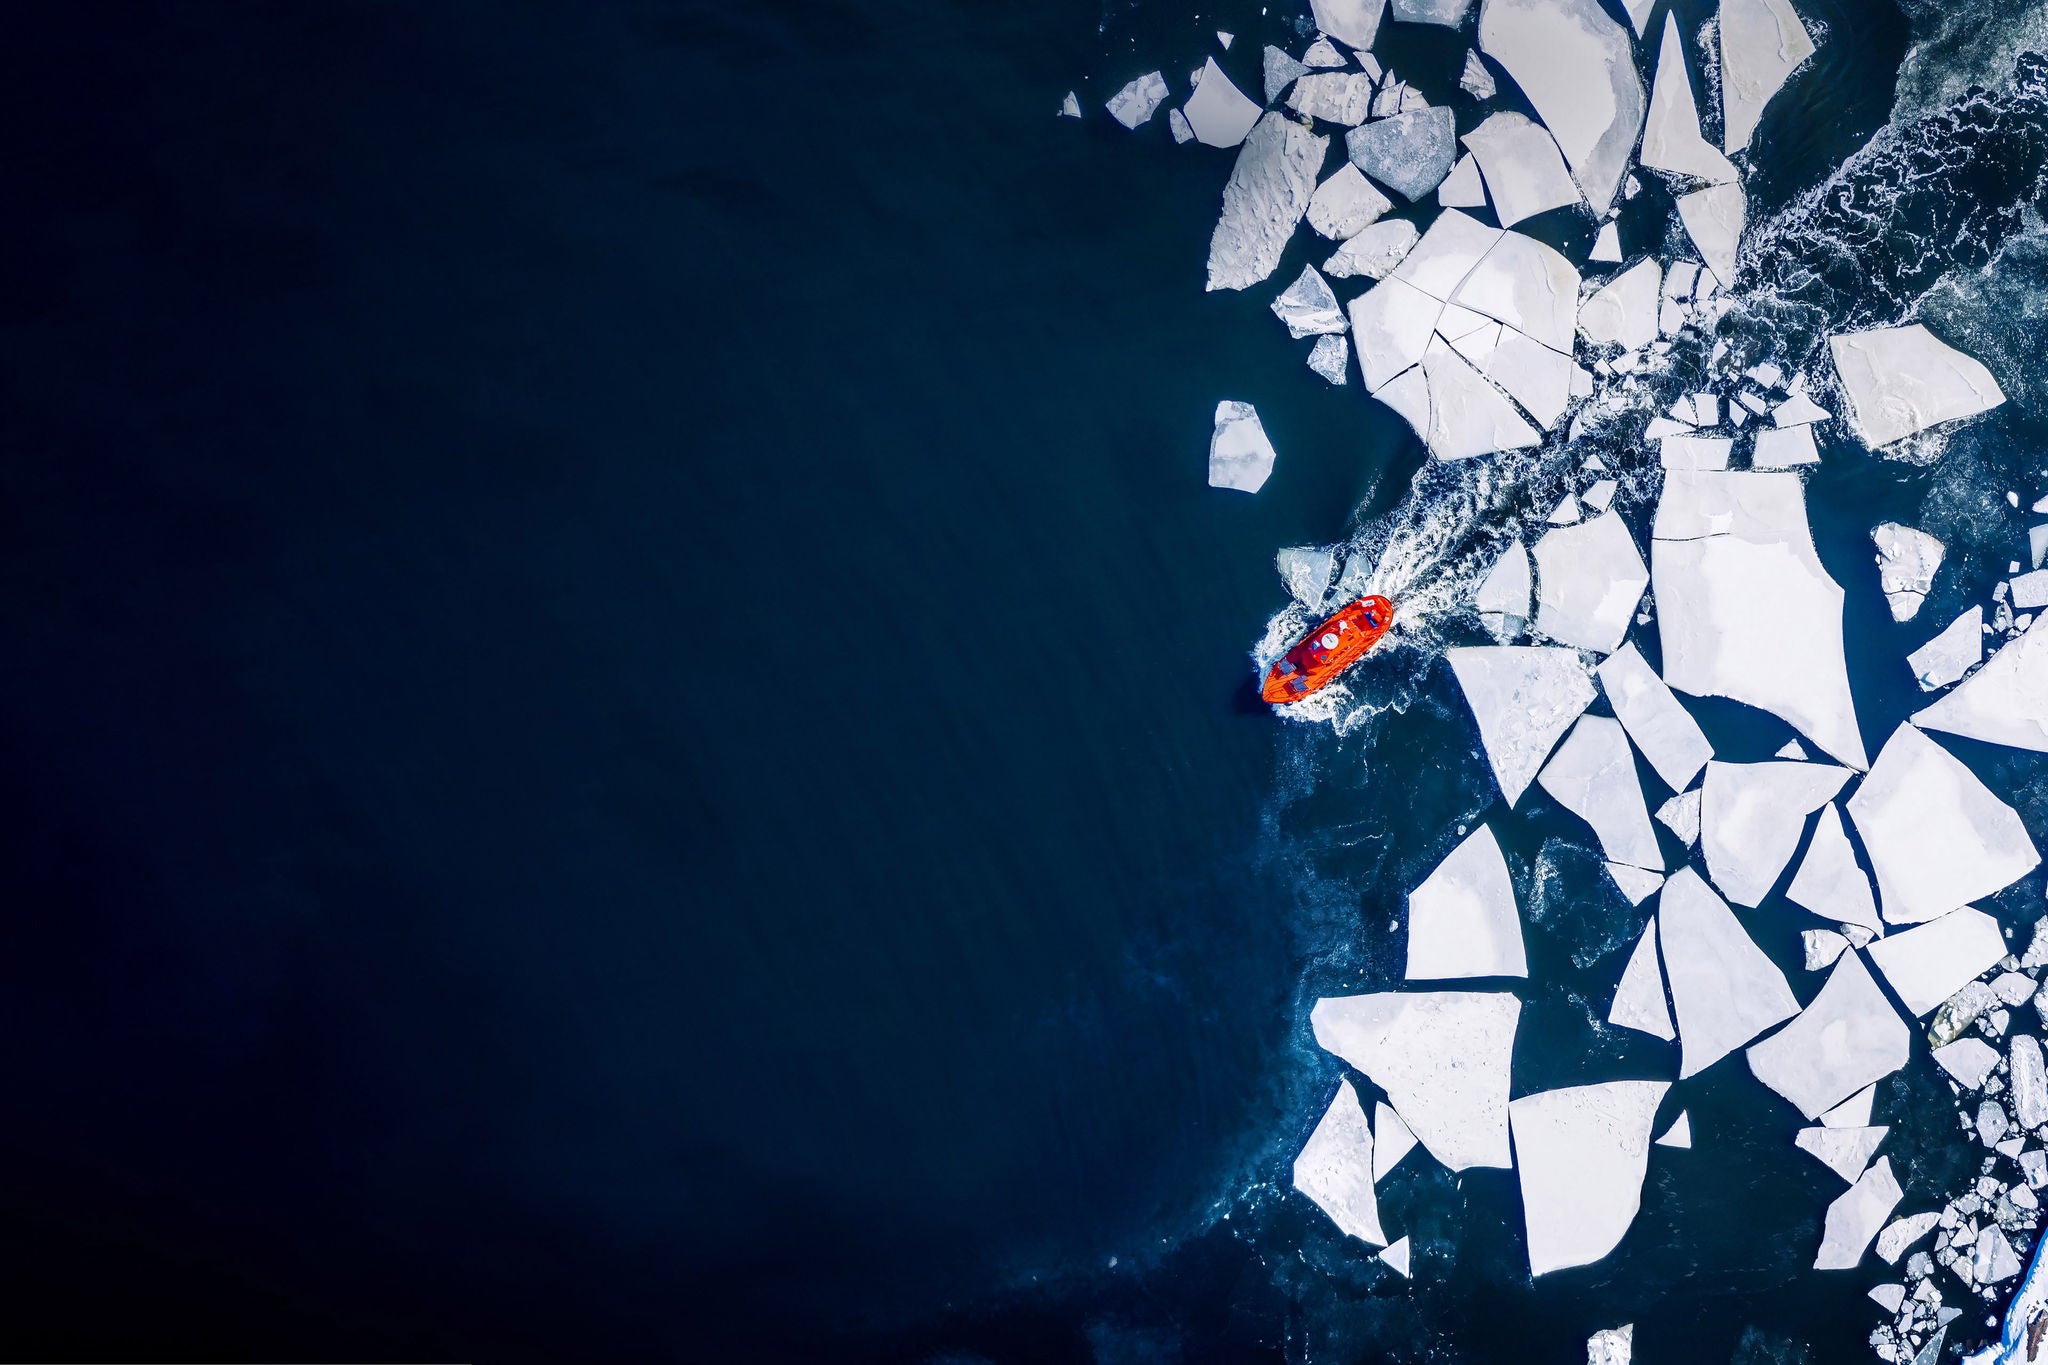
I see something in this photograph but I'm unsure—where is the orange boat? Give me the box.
[1261,595,1394,705]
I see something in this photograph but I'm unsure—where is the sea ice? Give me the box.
[1719,0,1816,153]
[1455,232,1580,351]
[2011,1035,2048,1129]
[1652,471,1868,768]
[1207,115,1330,293]
[1815,1156,1903,1270]
[1379,1236,1413,1276]
[1393,0,1475,23]
[1829,325,2007,449]
[1656,1112,1692,1148]
[1752,423,1819,469]
[1584,480,1617,512]
[1184,59,1264,147]
[1538,716,1663,870]
[1676,184,1745,291]
[1590,222,1623,264]
[1509,1080,1668,1275]
[1060,92,1082,118]
[1302,36,1348,69]
[1483,330,1574,428]
[1700,759,1851,907]
[2013,569,2048,610]
[1290,72,1378,126]
[1263,45,1311,103]
[1845,723,2039,926]
[1374,1100,1418,1182]
[1308,335,1351,385]
[1873,523,1946,623]
[1866,908,2008,1016]
[1310,0,1387,52]
[1589,1324,1634,1365]
[1448,646,1597,806]
[1914,615,2048,751]
[1409,345,1545,459]
[1656,789,1701,845]
[1169,109,1195,144]
[1531,513,1649,654]
[1784,804,1881,937]
[1978,1226,2025,1283]
[1823,1085,1876,1128]
[1460,50,1497,101]
[1795,1124,1888,1183]
[1934,1038,2000,1089]
[1909,608,1985,692]
[1610,915,1676,1041]
[1474,538,1532,636]
[1390,208,1503,300]
[1660,434,1732,471]
[1462,112,1581,227]
[1747,951,1910,1118]
[1641,15,1741,186]
[1107,71,1171,129]
[1407,825,1528,980]
[1311,990,1520,1170]
[1477,0,1646,214]
[1578,259,1661,352]
[1324,219,1422,281]
[1608,864,1665,904]
[1277,548,1337,607]
[1209,400,1278,492]
[1438,153,1487,209]
[1308,164,1394,240]
[1660,867,1799,1078]
[1773,393,1830,426]
[1597,644,1714,793]
[1347,108,1458,201]
[1294,1078,1389,1243]
[1351,279,1442,390]
[1803,929,1848,970]
[1877,1213,1942,1264]
[1271,266,1350,339]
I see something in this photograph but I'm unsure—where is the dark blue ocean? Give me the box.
[4,1,2048,1362]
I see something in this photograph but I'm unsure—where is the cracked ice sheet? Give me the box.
[1447,646,1596,806]
[1596,643,1713,793]
[1207,115,1330,293]
[1865,907,2007,1017]
[1509,1080,1668,1275]
[1795,1124,1888,1183]
[1815,1157,1902,1270]
[1660,867,1799,1078]
[1700,759,1851,908]
[1652,470,1868,769]
[1406,825,1527,980]
[1412,344,1542,460]
[1532,511,1649,654]
[1747,951,1910,1119]
[1539,716,1662,870]
[1293,1079,1388,1243]
[1677,183,1745,292]
[1845,723,2039,926]
[1461,112,1580,227]
[1829,325,2006,449]
[1477,0,1645,214]
[1453,231,1580,352]
[1311,991,1519,1170]
[1915,614,2048,751]
[1325,220,1421,281]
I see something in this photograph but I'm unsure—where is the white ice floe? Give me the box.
[1397,345,1545,459]
[1610,915,1676,1041]
[1263,45,1312,103]
[1462,112,1581,227]
[1660,434,1732,471]
[1719,0,1816,153]
[1394,0,1475,23]
[1379,1236,1413,1276]
[1209,401,1278,492]
[1272,266,1351,339]
[1477,0,1646,214]
[1218,30,1234,48]
[1872,523,1946,623]
[1784,804,1882,937]
[1510,1080,1668,1275]
[1752,423,1820,469]
[1407,825,1528,980]
[1348,108,1458,201]
[1448,646,1598,806]
[1657,1112,1692,1148]
[1325,219,1422,281]
[1460,50,1497,101]
[1294,1078,1389,1243]
[1439,153,1487,209]
[1539,716,1663,870]
[1390,208,1502,300]
[2014,569,2048,609]
[1532,512,1649,654]
[1877,1212,1941,1264]
[1846,723,2039,926]
[1277,548,1337,607]
[1170,109,1195,144]
[1829,325,2007,449]
[1310,0,1386,52]
[1474,538,1532,638]
[1308,164,1394,240]
[1184,58,1264,148]
[1747,951,1910,1118]
[1107,72,1171,129]
[1656,789,1701,846]
[1814,1155,1902,1270]
[1915,615,2048,751]
[1909,608,1983,691]
[1774,393,1830,426]
[1774,739,1806,760]
[1485,330,1575,429]
[1290,72,1379,126]
[1661,867,1800,1077]
[1934,1037,2000,1088]
[1700,759,1851,907]
[1652,471,1869,768]
[1597,645,1713,794]
[1584,480,1617,512]
[1208,115,1330,292]
[1590,223,1623,264]
[2012,1034,2048,1129]
[1979,1227,2026,1283]
[1641,15,1741,186]
[1302,36,1348,69]
[1608,863,1665,904]
[1676,184,1745,291]
[1823,1085,1876,1128]
[1866,907,2007,1016]
[1308,335,1351,385]
[1589,1324,1635,1365]
[1352,279,1443,389]
[1455,232,1580,351]
[1311,991,1520,1170]
[1579,259,1661,352]
[1796,1124,1889,1183]
[1802,929,1848,970]
[1060,92,1082,118]
[1374,1100,1418,1182]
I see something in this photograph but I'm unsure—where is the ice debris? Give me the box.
[1107,72,1171,129]
[1394,0,1475,24]
[1657,1112,1692,1148]
[1590,222,1623,263]
[1406,824,1528,980]
[1290,72,1378,126]
[1866,907,2007,1017]
[1753,424,1819,469]
[1308,164,1393,241]
[1060,92,1081,118]
[1873,523,1946,623]
[1803,929,1848,970]
[1532,511,1650,654]
[1878,1213,1942,1264]
[1311,990,1520,1170]
[1477,0,1646,214]
[1378,1235,1413,1276]
[1916,615,2048,753]
[1308,335,1351,385]
[1700,759,1851,908]
[1509,1080,1668,1275]
[1207,114,1330,293]
[1829,325,2007,449]
[1447,646,1597,806]
[1271,266,1350,339]
[1656,789,1702,846]
[1748,951,1910,1119]
[1579,259,1661,352]
[1277,548,1337,608]
[1660,867,1800,1077]
[1208,400,1277,492]
[1460,50,1497,101]
[1325,219,1421,281]
[1589,1324,1634,1365]
[1294,1078,1389,1243]
[1815,1156,1903,1270]
[1539,716,1663,871]
[1347,108,1457,202]
[1374,1100,1418,1183]
[1263,45,1311,104]
[1909,608,1983,692]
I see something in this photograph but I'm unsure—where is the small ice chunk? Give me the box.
[1406,825,1528,980]
[1976,1226,2024,1283]
[1829,325,2007,449]
[1700,759,1850,907]
[1263,45,1312,104]
[2010,1035,2048,1130]
[1656,1112,1692,1148]
[1774,393,1831,426]
[1591,222,1623,264]
[1785,804,1881,937]
[1720,0,1816,154]
[1207,115,1331,293]
[1308,164,1394,241]
[1294,1078,1389,1243]
[1373,1101,1418,1183]
[1908,608,1985,692]
[1641,15,1741,185]
[1934,1038,2000,1089]
[2013,570,2048,611]
[1610,915,1676,1040]
[1746,362,1785,388]
[1538,716,1663,870]
[1347,108,1458,201]
[1584,479,1618,512]
[1308,335,1351,385]
[1532,512,1649,654]
[1184,59,1264,147]
[1775,739,1807,759]
[1060,92,1082,118]
[1302,36,1348,69]
[1169,108,1195,144]
[1588,1324,1634,1365]
[1277,547,1337,607]
[1378,1235,1412,1276]
[1477,0,1646,214]
[1846,723,2039,926]
[1289,72,1378,125]
[1460,50,1497,101]
[1915,616,2048,752]
[1877,1213,1942,1264]
[1474,538,1532,628]
[1796,1124,1888,1183]
[1656,789,1701,845]
[1394,0,1476,24]
[1324,219,1422,281]
[1107,72,1171,129]
[1803,929,1848,970]
[1309,0,1386,53]
[1873,523,1946,624]
[1870,1283,1906,1314]
[1447,646,1597,805]
[1272,266,1350,339]
[1310,990,1520,1170]
[1660,434,1733,471]
[1509,1080,1669,1275]
[1209,400,1278,492]
[1462,112,1582,227]
[1823,1085,1876,1128]
[1608,863,1665,904]
[1438,154,1487,210]
[1660,867,1800,1077]
[1866,907,2008,1017]
[1752,423,1820,469]
[1579,259,1661,351]
[1676,183,1746,291]
[1597,643,1714,793]
[1218,31,1234,48]
[1748,951,1910,1118]
[1814,1156,1903,1270]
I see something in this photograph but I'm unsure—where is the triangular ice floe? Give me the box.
[1293,1078,1389,1244]
[1659,868,1798,1078]
[1609,916,1676,1041]
[1406,825,1528,979]
[1699,759,1851,907]
[1538,716,1663,871]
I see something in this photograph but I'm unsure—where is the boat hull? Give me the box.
[1262,596,1394,705]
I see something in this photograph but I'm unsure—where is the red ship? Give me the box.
[1261,596,1394,705]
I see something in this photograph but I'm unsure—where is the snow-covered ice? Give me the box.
[1656,789,1701,845]
[1719,0,1816,153]
[1700,759,1851,907]
[1538,716,1663,870]
[1263,45,1311,103]
[1803,929,1848,970]
[1872,523,1946,623]
[1271,266,1350,339]
[1608,863,1665,904]
[1406,824,1528,979]
[1302,36,1347,69]
[1447,646,1597,806]
[1660,867,1800,1077]
[1348,108,1457,202]
[1934,1037,2000,1089]
[1475,538,1532,636]
[1915,615,2048,752]
[1592,648,1708,797]
[1308,335,1351,385]
[1532,511,1649,654]
[1814,1155,1903,1270]
[1509,1080,1668,1275]
[1060,92,1082,118]
[1378,1236,1413,1276]
[1184,58,1263,147]
[1823,1085,1876,1128]
[1209,400,1278,492]
[1311,990,1520,1170]
[1865,907,2008,1017]
[1660,434,1733,471]
[1107,72,1171,129]
[1455,231,1580,351]
[1308,164,1394,240]
[1310,0,1386,52]
[1394,0,1475,23]
[1325,219,1422,281]
[1829,325,2007,449]
[1438,153,1487,209]
[1676,184,1745,291]
[1590,222,1622,263]
[2012,1035,2048,1129]
[1785,804,1882,937]
[1877,1212,1941,1264]
[1289,72,1378,126]
[1462,112,1581,227]
[1589,1324,1635,1365]
[1169,109,1195,144]
[1294,1078,1389,1243]
[1610,915,1676,1041]
[1795,1124,1888,1183]
[1477,0,1646,214]
[1460,50,1497,101]
[1656,1112,1692,1148]
[1909,608,1983,692]
[1208,115,1330,292]
[1747,951,1910,1119]
[1752,423,1820,469]
[1374,1100,1418,1183]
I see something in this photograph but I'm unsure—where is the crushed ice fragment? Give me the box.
[1477,0,1646,213]
[1460,50,1497,100]
[1829,325,2006,449]
[1209,400,1278,492]
[1277,547,1337,607]
[1866,907,2008,1017]
[1660,867,1799,1077]
[1873,524,1946,624]
[1207,115,1330,293]
[1307,335,1351,385]
[1289,72,1378,125]
[1803,929,1848,970]
[1060,92,1082,118]
[1311,991,1519,1170]
[1263,45,1312,103]
[1271,266,1350,339]
[1878,1213,1942,1264]
[1656,788,1701,845]
[1324,219,1422,280]
[1510,1080,1668,1275]
[1588,1324,1634,1365]
[1406,825,1528,980]
[1394,0,1476,23]
[1169,109,1195,144]
[1447,646,1597,805]
[1107,72,1170,129]
[1293,1078,1389,1243]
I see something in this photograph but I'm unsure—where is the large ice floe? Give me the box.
[1829,325,2007,449]
[1915,615,2048,752]
[1699,759,1851,907]
[1294,1078,1390,1244]
[1348,108,1457,201]
[1447,646,1596,805]
[1311,991,1520,1170]
[1816,1156,1903,1270]
[1531,511,1649,653]
[1746,951,1910,1119]
[1405,825,1528,979]
[1460,112,1580,226]
[1509,1081,1668,1275]
[1309,0,1386,51]
[1538,716,1663,871]
[1476,0,1644,214]
[1208,115,1329,292]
